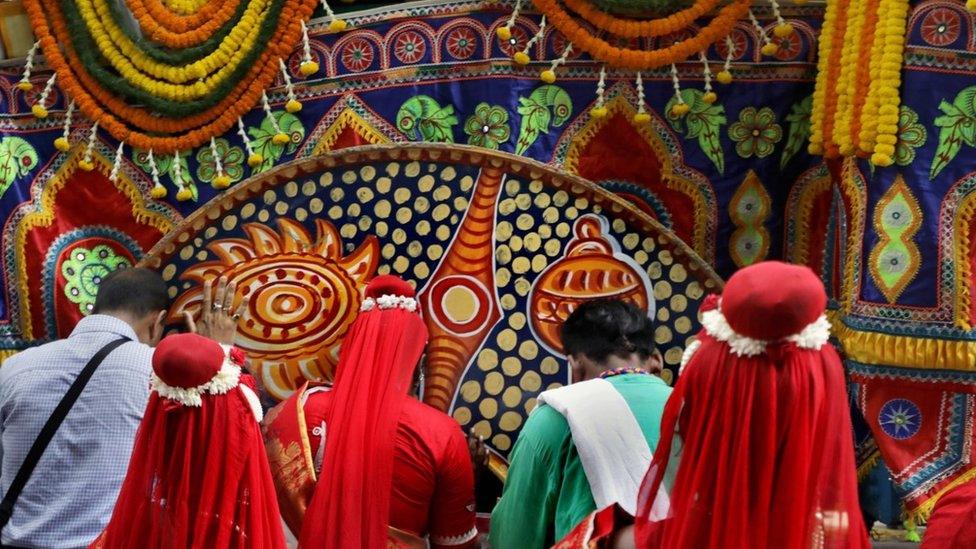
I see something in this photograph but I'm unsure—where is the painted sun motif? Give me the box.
[169,218,379,400]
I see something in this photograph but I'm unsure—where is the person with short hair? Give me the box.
[0,268,241,548]
[489,299,672,549]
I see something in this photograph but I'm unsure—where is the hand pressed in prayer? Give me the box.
[467,430,489,474]
[183,276,248,345]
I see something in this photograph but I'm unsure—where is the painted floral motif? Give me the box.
[393,31,427,64]
[0,137,38,197]
[773,30,803,61]
[498,27,529,56]
[931,87,976,179]
[464,103,511,150]
[341,38,376,72]
[397,96,458,142]
[869,176,921,303]
[729,107,782,159]
[781,95,813,169]
[728,170,772,267]
[515,85,572,154]
[445,27,478,59]
[894,106,927,167]
[715,28,748,60]
[247,112,306,174]
[196,138,245,184]
[61,244,131,314]
[666,89,727,173]
[921,8,961,47]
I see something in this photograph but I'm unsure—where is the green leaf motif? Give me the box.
[515,85,573,155]
[780,95,813,170]
[0,137,38,197]
[930,97,976,180]
[248,112,306,174]
[666,89,726,173]
[464,103,511,150]
[396,96,459,143]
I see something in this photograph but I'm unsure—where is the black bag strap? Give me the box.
[0,336,130,531]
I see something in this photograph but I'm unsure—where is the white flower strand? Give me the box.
[724,36,736,72]
[505,0,523,31]
[301,20,313,64]
[280,60,298,102]
[360,294,419,312]
[700,52,713,92]
[172,149,183,186]
[18,41,39,89]
[770,0,787,28]
[237,118,257,157]
[670,63,684,103]
[700,304,832,358]
[679,339,702,375]
[547,43,573,74]
[151,347,243,407]
[635,71,647,114]
[209,137,226,179]
[262,92,284,133]
[596,65,607,108]
[32,73,58,117]
[61,101,75,141]
[749,10,774,49]
[148,149,163,189]
[109,142,124,182]
[517,15,546,62]
[81,122,98,165]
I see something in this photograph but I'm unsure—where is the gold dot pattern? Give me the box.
[155,159,709,459]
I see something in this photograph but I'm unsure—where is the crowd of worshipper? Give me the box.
[0,261,971,548]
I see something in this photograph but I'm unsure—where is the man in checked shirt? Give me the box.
[0,267,241,548]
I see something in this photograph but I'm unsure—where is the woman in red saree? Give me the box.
[634,261,869,549]
[264,275,477,548]
[92,332,285,549]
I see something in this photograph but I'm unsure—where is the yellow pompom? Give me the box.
[513,51,530,65]
[871,152,894,167]
[328,19,348,32]
[591,106,608,119]
[150,185,168,199]
[496,26,512,41]
[671,103,691,117]
[539,69,556,84]
[285,99,303,113]
[54,137,70,152]
[31,104,48,119]
[774,23,794,38]
[272,133,290,145]
[16,81,32,92]
[761,43,780,56]
[716,70,733,85]
[633,112,651,124]
[247,153,264,168]
[212,174,232,189]
[299,61,319,76]
[702,91,718,104]
[78,159,94,171]
[176,186,193,202]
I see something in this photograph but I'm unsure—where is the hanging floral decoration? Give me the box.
[499,0,796,122]
[23,0,352,197]
[808,0,910,166]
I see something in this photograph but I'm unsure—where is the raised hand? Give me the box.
[183,276,248,345]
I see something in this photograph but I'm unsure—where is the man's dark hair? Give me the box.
[560,299,656,363]
[91,267,169,317]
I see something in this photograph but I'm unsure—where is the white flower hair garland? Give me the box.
[698,300,832,358]
[151,344,242,407]
[360,294,419,312]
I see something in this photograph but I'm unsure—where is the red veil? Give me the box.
[635,262,868,549]
[93,333,285,549]
[299,275,429,548]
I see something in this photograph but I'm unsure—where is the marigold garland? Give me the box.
[24,0,319,153]
[125,0,244,46]
[808,0,908,165]
[534,0,752,71]
[563,0,721,38]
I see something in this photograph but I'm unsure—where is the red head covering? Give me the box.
[635,261,868,549]
[92,333,285,549]
[299,275,429,548]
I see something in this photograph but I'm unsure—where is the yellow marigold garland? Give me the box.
[809,0,908,166]
[870,0,908,167]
